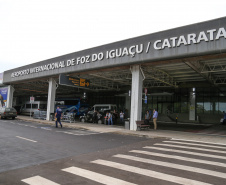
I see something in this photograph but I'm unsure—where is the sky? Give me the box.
[0,0,226,73]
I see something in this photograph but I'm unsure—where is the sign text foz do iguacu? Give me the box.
[11,27,226,78]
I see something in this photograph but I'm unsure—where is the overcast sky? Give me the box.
[0,0,225,73]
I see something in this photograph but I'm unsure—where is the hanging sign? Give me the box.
[59,74,90,88]
[30,96,35,103]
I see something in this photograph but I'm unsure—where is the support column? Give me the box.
[6,85,14,108]
[130,65,143,130]
[47,78,56,121]
[189,88,196,120]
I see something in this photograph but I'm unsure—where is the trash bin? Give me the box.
[125,119,130,130]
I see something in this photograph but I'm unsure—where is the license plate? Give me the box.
[9,113,13,115]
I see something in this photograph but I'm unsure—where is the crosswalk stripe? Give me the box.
[144,146,226,160]
[171,138,226,146]
[154,143,226,154]
[113,154,226,179]
[21,175,60,185]
[62,166,136,185]
[130,150,226,168]
[91,159,212,185]
[164,141,226,149]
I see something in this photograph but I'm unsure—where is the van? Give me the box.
[93,104,117,112]
[20,101,47,116]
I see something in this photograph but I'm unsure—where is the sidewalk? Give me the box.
[16,116,226,144]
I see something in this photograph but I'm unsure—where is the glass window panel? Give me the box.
[197,102,204,114]
[26,104,31,108]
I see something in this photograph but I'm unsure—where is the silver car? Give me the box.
[0,107,17,119]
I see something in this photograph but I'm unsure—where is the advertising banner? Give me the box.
[0,87,8,107]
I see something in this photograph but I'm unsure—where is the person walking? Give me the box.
[223,111,226,125]
[55,106,63,128]
[106,112,113,125]
[120,110,124,124]
[153,109,158,130]
[144,110,150,125]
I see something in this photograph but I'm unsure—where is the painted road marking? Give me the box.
[16,136,37,143]
[144,146,226,160]
[41,127,52,131]
[171,138,226,146]
[163,141,226,149]
[29,126,37,128]
[154,143,226,154]
[22,175,60,185]
[56,131,100,136]
[130,150,226,168]
[62,166,137,185]
[114,154,226,179]
[91,160,212,185]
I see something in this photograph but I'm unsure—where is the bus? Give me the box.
[55,98,89,116]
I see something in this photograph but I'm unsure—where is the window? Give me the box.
[40,104,47,109]
[26,104,31,108]
[32,104,38,108]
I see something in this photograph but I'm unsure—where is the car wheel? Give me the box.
[81,118,85,123]
[12,117,15,120]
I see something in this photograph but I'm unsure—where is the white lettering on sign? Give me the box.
[10,27,226,78]
[153,27,226,50]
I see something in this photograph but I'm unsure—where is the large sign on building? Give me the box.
[0,87,8,108]
[3,17,226,83]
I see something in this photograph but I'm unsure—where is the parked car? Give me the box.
[0,107,17,119]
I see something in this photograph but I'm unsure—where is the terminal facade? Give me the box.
[1,17,226,130]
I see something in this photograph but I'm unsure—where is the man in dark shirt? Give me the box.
[55,106,62,128]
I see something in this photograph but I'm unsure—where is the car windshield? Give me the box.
[5,108,15,112]
[95,106,109,111]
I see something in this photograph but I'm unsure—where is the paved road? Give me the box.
[0,119,148,173]
[1,119,226,184]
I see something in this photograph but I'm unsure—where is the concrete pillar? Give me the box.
[47,78,56,121]
[6,85,14,108]
[189,88,196,120]
[130,65,144,130]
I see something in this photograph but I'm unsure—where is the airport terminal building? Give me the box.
[1,17,226,130]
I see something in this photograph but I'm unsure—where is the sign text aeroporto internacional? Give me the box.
[11,27,226,78]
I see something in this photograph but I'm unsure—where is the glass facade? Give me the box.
[142,87,226,117]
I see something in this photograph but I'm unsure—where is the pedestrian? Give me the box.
[106,112,113,125]
[55,106,62,128]
[144,110,150,125]
[93,109,98,123]
[120,110,124,124]
[153,109,158,130]
[223,111,226,125]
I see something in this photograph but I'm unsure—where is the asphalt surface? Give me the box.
[0,119,226,185]
[0,119,148,173]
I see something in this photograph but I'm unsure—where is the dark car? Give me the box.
[13,105,22,115]
[0,107,17,119]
